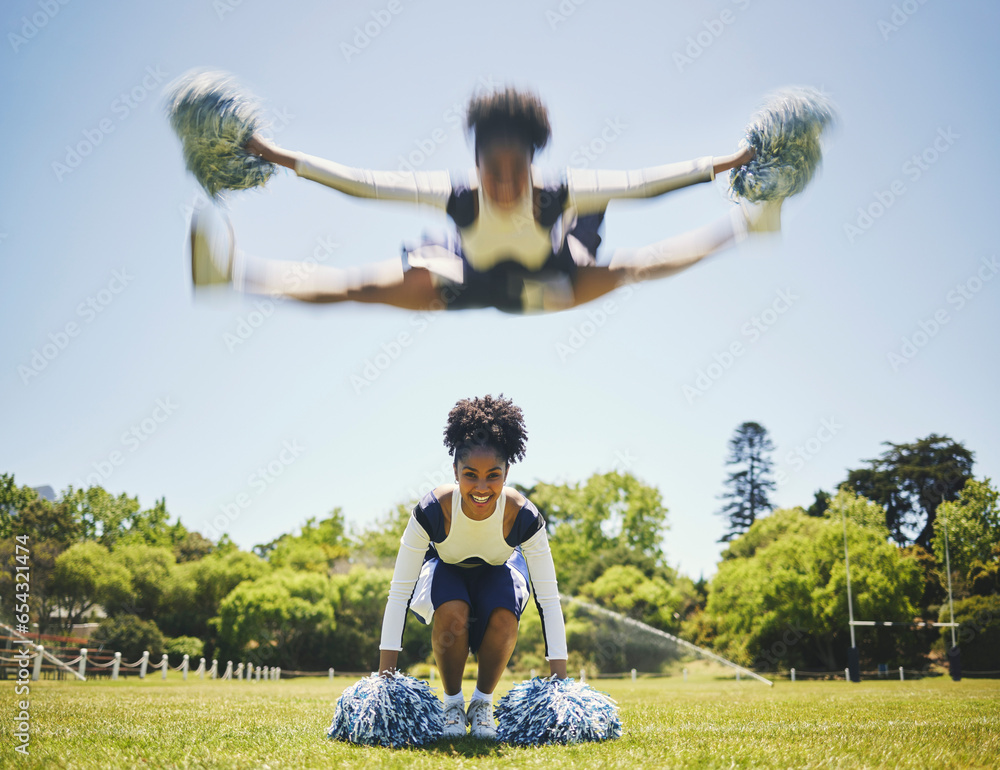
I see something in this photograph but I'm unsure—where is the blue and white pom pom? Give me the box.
[495,676,622,745]
[326,671,443,748]
[165,69,276,199]
[730,87,837,203]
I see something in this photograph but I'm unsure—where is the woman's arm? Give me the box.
[519,525,568,677]
[244,135,452,209]
[377,512,431,674]
[567,146,756,215]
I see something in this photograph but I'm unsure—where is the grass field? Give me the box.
[2,669,998,769]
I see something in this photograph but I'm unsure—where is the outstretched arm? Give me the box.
[568,146,755,214]
[245,135,452,210]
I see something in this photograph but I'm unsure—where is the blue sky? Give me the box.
[2,0,998,579]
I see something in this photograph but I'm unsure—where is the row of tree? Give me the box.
[717,425,975,550]
[711,426,997,670]
[0,471,699,673]
[1,429,997,673]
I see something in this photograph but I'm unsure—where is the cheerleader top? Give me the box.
[292,151,716,272]
[378,486,568,661]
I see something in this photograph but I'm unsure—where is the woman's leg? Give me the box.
[236,252,448,311]
[569,201,779,308]
[474,608,519,694]
[432,600,471,697]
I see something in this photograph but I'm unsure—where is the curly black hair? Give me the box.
[443,394,528,466]
[466,86,551,160]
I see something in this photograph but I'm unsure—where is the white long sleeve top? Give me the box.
[379,486,568,660]
[292,151,715,272]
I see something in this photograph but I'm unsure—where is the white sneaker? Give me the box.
[466,699,496,740]
[189,205,235,287]
[441,702,468,738]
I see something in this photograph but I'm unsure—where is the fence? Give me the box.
[4,627,995,685]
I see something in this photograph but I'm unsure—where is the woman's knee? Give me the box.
[434,600,470,635]
[485,607,518,634]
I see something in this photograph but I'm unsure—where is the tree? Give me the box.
[106,543,176,619]
[842,434,974,548]
[931,478,1000,596]
[716,422,777,541]
[157,549,270,642]
[580,564,695,633]
[520,471,671,595]
[213,570,337,668]
[692,490,923,670]
[90,615,165,660]
[0,474,40,539]
[255,509,352,573]
[49,542,133,632]
[174,531,215,563]
[60,486,141,547]
[351,504,412,567]
[807,489,831,517]
[0,480,81,634]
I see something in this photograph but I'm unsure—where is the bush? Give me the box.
[164,635,204,665]
[938,595,1000,671]
[90,615,164,660]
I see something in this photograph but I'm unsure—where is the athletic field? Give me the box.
[3,671,997,768]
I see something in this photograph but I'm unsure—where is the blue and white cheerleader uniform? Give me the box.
[379,486,568,660]
[290,151,717,313]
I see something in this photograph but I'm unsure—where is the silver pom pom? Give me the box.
[165,69,276,199]
[730,87,837,203]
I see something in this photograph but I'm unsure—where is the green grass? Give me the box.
[2,670,998,769]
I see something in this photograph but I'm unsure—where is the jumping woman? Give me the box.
[375,394,565,739]
[189,86,780,314]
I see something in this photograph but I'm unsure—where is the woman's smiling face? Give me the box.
[455,445,508,516]
[477,140,532,210]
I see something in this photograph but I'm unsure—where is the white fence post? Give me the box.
[791,668,796,682]
[236,663,244,680]
[247,663,254,681]
[255,666,261,682]
[159,653,167,679]
[429,667,434,683]
[32,645,43,681]
[224,661,233,679]
[899,666,904,681]
[328,667,333,680]
[263,666,269,681]
[182,654,189,680]
[683,667,688,682]
[275,667,281,681]
[139,651,150,679]
[111,651,121,681]
[736,670,741,682]
[530,669,537,679]
[844,667,850,681]
[631,668,637,682]
[209,659,218,679]
[197,658,206,679]
[580,668,586,683]
[78,648,88,680]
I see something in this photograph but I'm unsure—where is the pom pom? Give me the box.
[495,676,622,745]
[730,87,837,203]
[326,672,443,748]
[165,69,276,199]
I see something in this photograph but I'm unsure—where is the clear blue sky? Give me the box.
[2,0,998,579]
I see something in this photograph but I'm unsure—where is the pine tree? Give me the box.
[717,422,777,542]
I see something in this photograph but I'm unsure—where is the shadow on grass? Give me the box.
[418,735,514,757]
[329,736,521,758]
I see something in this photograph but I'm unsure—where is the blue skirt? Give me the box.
[401,211,605,314]
[408,550,532,654]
